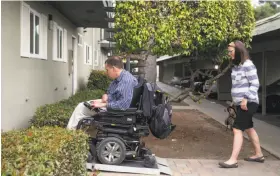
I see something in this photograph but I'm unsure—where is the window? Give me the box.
[93,49,99,66]
[52,22,67,62]
[78,33,83,46]
[84,43,92,65]
[21,2,48,59]
[57,27,63,59]
[30,11,40,55]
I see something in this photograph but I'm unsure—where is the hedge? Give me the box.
[1,127,88,176]
[87,70,111,91]
[30,89,104,128]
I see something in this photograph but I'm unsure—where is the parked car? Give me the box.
[203,80,217,94]
[180,77,191,88]
[258,79,280,113]
[169,76,182,86]
[193,82,204,93]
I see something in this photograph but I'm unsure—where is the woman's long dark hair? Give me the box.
[230,40,250,65]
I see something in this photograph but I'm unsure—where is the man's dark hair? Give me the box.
[105,56,124,69]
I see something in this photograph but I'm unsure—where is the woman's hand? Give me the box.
[240,98,248,111]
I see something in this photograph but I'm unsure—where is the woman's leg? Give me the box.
[245,128,263,158]
[225,128,243,164]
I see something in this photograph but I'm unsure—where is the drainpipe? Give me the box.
[262,51,267,115]
[126,57,130,72]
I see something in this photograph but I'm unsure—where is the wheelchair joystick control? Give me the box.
[83,101,100,112]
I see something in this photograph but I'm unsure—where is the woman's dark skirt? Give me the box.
[232,102,259,131]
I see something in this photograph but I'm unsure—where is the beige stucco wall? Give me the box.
[1,1,100,131]
[76,27,93,90]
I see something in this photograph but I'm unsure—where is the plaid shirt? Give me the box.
[231,59,260,105]
[107,70,138,110]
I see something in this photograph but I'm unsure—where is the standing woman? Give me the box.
[219,41,264,168]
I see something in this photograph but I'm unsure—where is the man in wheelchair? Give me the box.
[67,56,138,130]
[67,56,156,166]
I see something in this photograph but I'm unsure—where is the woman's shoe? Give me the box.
[218,162,238,168]
[244,156,265,163]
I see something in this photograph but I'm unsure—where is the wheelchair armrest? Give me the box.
[126,108,138,112]
[107,107,137,112]
[106,107,139,115]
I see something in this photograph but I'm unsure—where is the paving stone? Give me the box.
[168,164,178,171]
[167,159,176,166]
[197,168,214,176]
[198,160,218,169]
[181,174,200,176]
[173,159,189,165]
[172,171,183,176]
[176,163,188,168]
[175,167,193,174]
[187,160,202,171]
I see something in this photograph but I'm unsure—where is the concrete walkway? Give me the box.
[157,82,280,159]
[98,158,280,176]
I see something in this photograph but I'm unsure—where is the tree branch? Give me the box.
[170,62,232,103]
[190,62,232,102]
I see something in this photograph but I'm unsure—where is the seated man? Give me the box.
[67,56,138,130]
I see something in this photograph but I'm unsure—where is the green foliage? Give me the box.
[1,127,88,176]
[115,0,255,62]
[67,89,105,107]
[87,70,112,91]
[31,89,104,128]
[254,2,280,21]
[30,102,73,128]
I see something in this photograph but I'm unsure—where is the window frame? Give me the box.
[21,2,48,60]
[56,25,63,60]
[84,43,92,65]
[78,33,83,47]
[29,8,41,58]
[52,23,67,63]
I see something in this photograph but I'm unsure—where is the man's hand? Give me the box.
[90,99,102,104]
[240,98,248,111]
[102,94,108,103]
[91,101,107,108]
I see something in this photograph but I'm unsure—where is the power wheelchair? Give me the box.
[77,77,155,166]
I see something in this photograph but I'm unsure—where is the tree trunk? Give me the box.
[144,55,157,83]
[138,60,145,78]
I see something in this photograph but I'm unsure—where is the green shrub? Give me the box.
[67,89,105,107]
[31,89,104,128]
[1,127,88,176]
[87,70,112,91]
[30,102,73,128]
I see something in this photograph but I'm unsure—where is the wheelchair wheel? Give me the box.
[97,137,126,165]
